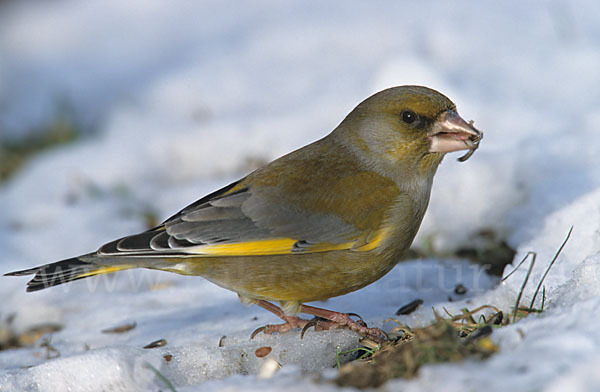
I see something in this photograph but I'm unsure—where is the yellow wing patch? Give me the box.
[353,229,388,252]
[186,237,357,256]
[183,229,390,257]
[189,238,298,256]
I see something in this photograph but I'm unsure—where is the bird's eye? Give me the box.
[401,110,417,124]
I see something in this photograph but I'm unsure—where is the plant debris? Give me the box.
[0,110,80,183]
[39,337,60,360]
[454,283,467,295]
[488,311,503,325]
[255,346,272,358]
[336,227,573,388]
[506,226,572,322]
[144,339,167,349]
[395,299,423,315]
[101,322,137,334]
[0,314,63,351]
[144,361,177,392]
[336,317,498,388]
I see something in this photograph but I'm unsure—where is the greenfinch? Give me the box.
[5,86,482,341]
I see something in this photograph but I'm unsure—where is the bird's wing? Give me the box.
[98,172,398,258]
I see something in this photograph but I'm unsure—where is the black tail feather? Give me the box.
[5,256,97,292]
[4,266,42,277]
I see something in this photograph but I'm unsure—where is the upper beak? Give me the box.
[428,110,483,161]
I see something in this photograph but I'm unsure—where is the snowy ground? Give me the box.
[1,1,600,391]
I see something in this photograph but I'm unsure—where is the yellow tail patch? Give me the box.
[76,265,132,279]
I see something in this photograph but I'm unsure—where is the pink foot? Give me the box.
[301,305,388,343]
[252,300,388,342]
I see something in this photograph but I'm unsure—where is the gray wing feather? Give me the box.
[98,185,359,257]
[240,188,356,243]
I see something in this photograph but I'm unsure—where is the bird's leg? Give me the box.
[250,300,312,338]
[300,304,388,343]
[251,301,388,343]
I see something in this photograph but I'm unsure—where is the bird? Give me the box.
[5,85,482,341]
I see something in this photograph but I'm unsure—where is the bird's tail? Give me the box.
[4,255,131,292]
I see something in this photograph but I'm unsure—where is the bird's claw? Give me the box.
[299,316,338,338]
[250,326,267,339]
[346,312,367,327]
[300,319,319,339]
[250,316,311,339]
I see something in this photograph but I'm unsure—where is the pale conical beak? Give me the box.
[428,110,483,162]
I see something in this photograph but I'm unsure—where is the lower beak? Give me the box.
[428,110,483,161]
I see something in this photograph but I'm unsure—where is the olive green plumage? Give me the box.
[5,85,482,320]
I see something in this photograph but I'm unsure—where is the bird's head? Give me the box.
[335,85,482,179]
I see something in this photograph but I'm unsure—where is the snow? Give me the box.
[1,0,600,391]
